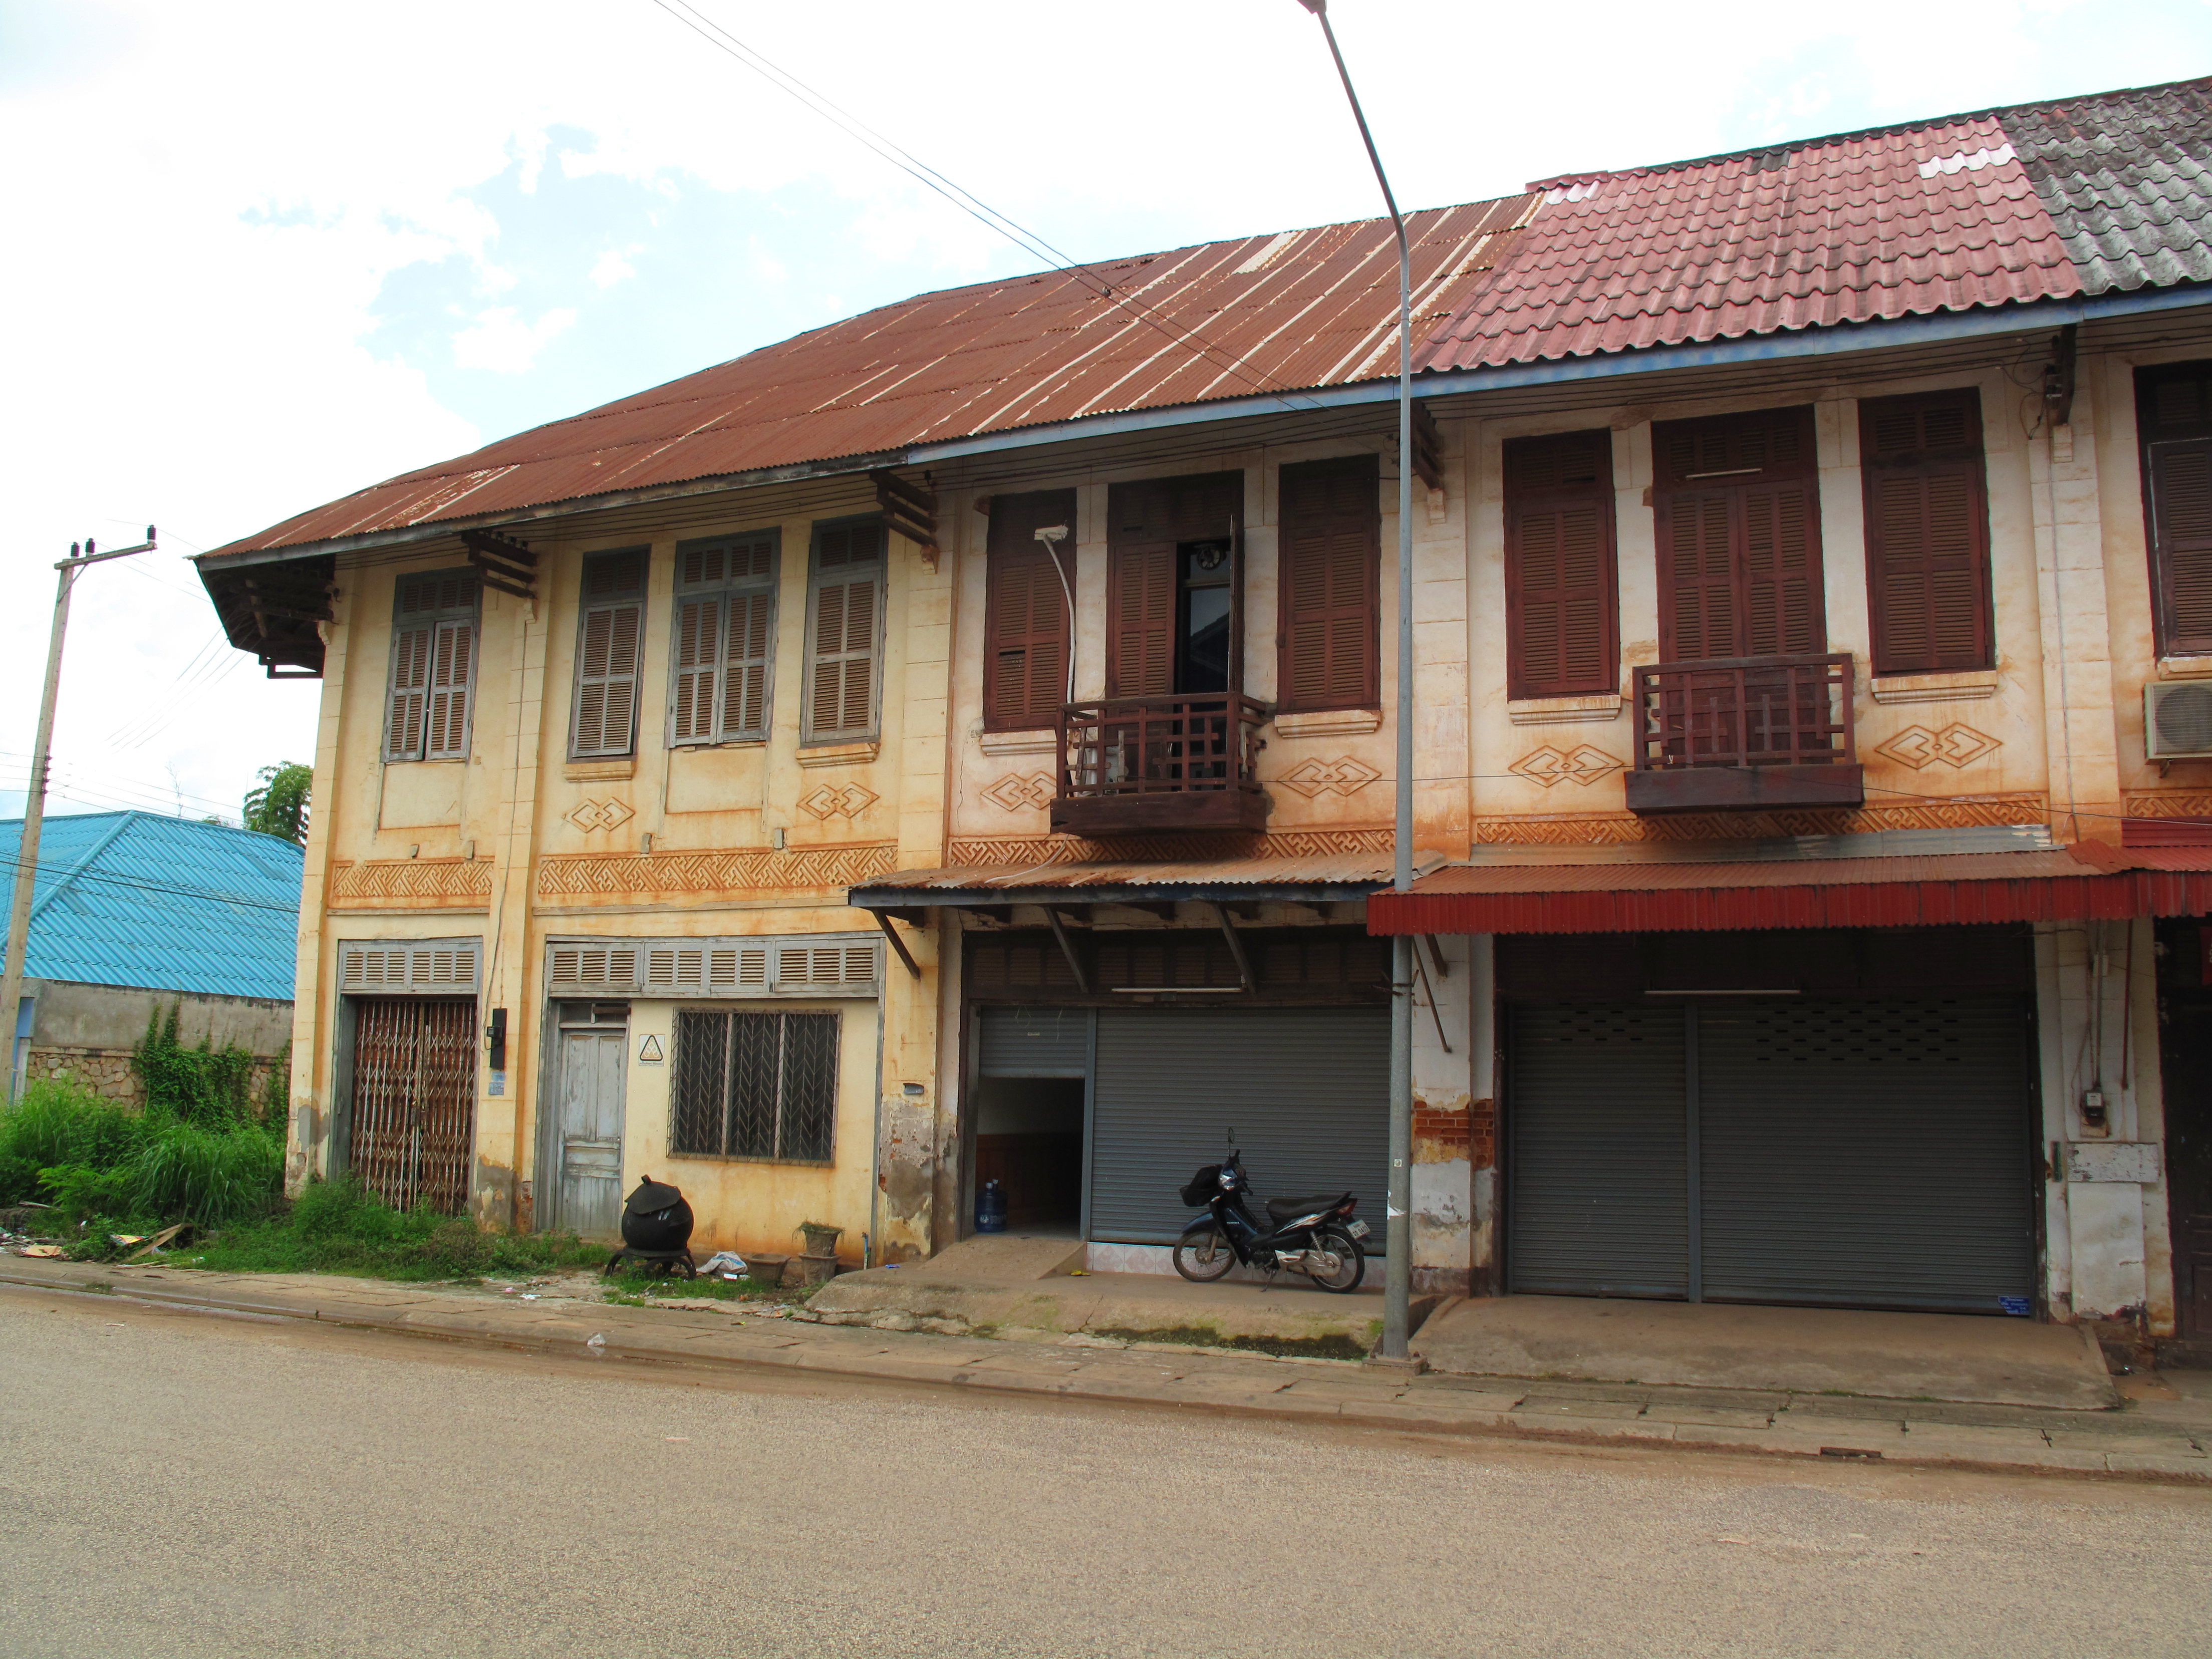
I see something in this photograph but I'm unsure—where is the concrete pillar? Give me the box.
[2030,384,2124,840]
[288,581,352,1194]
[1410,931,1474,1296]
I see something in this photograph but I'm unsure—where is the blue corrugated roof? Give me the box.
[0,811,303,1002]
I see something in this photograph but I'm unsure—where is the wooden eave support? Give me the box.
[460,527,538,600]
[1411,400,1445,495]
[1411,943,1452,1054]
[871,910,923,979]
[871,469,939,571]
[1043,908,1091,994]
[1423,934,1450,979]
[1209,902,1256,993]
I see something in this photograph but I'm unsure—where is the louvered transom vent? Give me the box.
[1862,391,1992,676]
[339,937,482,994]
[1278,454,1380,712]
[546,935,878,998]
[806,519,884,742]
[1505,430,1617,699]
[2139,362,2212,656]
[1653,407,1824,663]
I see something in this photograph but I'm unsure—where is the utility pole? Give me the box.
[1295,0,1417,1364]
[0,527,158,1094]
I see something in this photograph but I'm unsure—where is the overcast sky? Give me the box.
[1,0,2203,828]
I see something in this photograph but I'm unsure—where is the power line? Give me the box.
[643,0,1332,416]
[0,848,299,919]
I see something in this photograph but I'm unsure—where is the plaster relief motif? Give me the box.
[328,860,493,908]
[1276,755,1382,798]
[798,782,880,820]
[980,772,1056,812]
[1472,793,2047,845]
[945,828,1395,866]
[564,797,636,833]
[1873,723,2001,770]
[536,843,896,897]
[1508,744,1625,789]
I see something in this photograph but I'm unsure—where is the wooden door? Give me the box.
[557,1005,630,1236]
[349,998,476,1214]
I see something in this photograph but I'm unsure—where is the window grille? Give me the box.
[671,1009,839,1163]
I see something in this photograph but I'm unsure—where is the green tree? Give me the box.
[242,762,311,845]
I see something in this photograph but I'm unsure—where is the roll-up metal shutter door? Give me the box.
[1090,1008,1387,1245]
[1697,997,2033,1311]
[1508,1005,1689,1297]
[977,1006,1090,1077]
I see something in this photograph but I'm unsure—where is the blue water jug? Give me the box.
[976,1179,1008,1234]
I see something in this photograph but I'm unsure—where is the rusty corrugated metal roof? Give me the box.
[213,197,1536,559]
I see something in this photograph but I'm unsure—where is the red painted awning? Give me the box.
[1368,842,2212,935]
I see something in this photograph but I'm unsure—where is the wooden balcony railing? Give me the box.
[1053,693,1270,836]
[1625,654,1863,813]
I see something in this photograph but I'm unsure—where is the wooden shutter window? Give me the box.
[1503,430,1616,699]
[570,550,645,759]
[1859,389,1993,675]
[1107,543,1175,697]
[2138,361,2212,657]
[1652,406,1825,663]
[670,531,777,745]
[805,521,884,742]
[386,570,478,760]
[1277,455,1380,712]
[983,489,1076,730]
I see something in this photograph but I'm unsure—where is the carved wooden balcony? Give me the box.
[1625,654,1863,813]
[1053,693,1270,837]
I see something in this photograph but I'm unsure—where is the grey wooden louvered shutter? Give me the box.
[388,570,478,760]
[2138,362,2212,657]
[571,549,646,758]
[670,531,777,745]
[804,519,884,743]
[1860,389,1993,675]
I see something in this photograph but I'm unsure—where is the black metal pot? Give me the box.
[620,1176,694,1253]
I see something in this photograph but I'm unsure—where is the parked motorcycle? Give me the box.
[1172,1150,1368,1292]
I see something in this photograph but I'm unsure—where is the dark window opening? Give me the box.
[1177,538,1233,693]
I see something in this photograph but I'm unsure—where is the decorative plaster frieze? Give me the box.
[1508,744,1625,789]
[980,772,1056,812]
[329,859,494,909]
[534,843,896,897]
[1872,723,2002,770]
[1275,755,1382,798]
[798,783,880,821]
[944,828,1395,867]
[1472,793,2048,846]
[564,797,637,833]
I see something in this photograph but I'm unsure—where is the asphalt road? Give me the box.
[2,1285,2207,1658]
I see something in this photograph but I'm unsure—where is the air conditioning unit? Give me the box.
[2146,680,2212,759]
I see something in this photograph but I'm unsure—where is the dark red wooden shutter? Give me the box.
[1653,406,1825,662]
[1107,543,1175,697]
[983,489,1076,729]
[1503,431,1615,699]
[1277,455,1379,711]
[1859,389,1993,675]
[2138,361,2212,657]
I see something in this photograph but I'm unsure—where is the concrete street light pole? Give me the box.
[1295,0,1416,1361]
[0,527,158,1095]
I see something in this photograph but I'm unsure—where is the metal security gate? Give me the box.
[1510,997,2034,1312]
[1089,1007,1387,1245]
[349,998,477,1214]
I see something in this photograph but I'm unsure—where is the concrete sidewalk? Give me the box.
[4,1257,2206,1483]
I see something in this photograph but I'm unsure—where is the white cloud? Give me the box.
[452,306,580,373]
[590,246,640,289]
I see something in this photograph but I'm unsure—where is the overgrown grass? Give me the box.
[0,1076,284,1233]
[176,1175,605,1280]
[604,1270,797,1304]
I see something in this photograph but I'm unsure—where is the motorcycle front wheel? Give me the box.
[1308,1226,1366,1293]
[1173,1224,1236,1283]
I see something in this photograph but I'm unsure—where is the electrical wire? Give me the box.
[642,0,1334,416]
[0,849,299,917]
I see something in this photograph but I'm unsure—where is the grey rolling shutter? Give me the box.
[1507,1005,1689,1297]
[978,1007,1089,1076]
[805,520,885,743]
[571,550,645,758]
[1089,1008,1388,1245]
[1696,997,2033,1311]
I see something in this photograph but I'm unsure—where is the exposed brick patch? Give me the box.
[1468,1097,1497,1171]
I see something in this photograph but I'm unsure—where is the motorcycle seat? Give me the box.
[1264,1193,1350,1222]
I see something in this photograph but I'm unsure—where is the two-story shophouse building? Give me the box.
[204,75,2212,1359]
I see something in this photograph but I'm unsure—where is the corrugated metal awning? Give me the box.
[1367,842,2212,935]
[851,852,1428,909]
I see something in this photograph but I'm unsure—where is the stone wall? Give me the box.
[21,1046,287,1112]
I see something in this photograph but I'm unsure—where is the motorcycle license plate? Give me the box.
[1346,1219,1369,1239]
